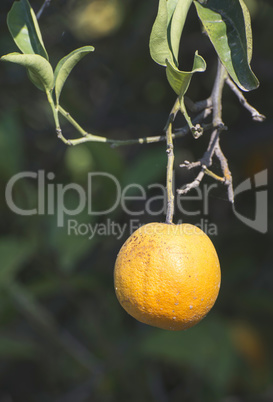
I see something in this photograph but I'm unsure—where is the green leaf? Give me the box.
[150,0,193,67]
[149,0,175,66]
[166,0,179,26]
[1,52,54,91]
[7,0,48,60]
[54,46,95,104]
[239,0,253,62]
[169,0,193,66]
[194,0,259,91]
[166,51,206,98]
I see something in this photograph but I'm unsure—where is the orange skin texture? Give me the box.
[114,222,221,330]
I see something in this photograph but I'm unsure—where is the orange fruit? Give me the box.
[114,222,221,330]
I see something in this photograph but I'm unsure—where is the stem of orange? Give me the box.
[165,97,180,224]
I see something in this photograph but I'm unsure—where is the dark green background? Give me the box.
[0,0,272,401]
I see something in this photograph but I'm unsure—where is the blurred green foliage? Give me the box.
[0,0,273,401]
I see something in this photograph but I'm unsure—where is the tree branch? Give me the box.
[47,58,263,206]
[178,60,235,202]
[55,104,212,148]
[225,76,266,122]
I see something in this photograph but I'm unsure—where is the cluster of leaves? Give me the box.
[1,0,94,118]
[2,0,260,120]
[150,0,259,109]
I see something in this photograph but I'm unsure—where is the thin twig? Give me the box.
[180,96,204,138]
[177,167,206,194]
[178,60,234,199]
[214,139,234,202]
[204,167,225,183]
[165,97,180,224]
[225,76,266,122]
[37,0,52,19]
[211,62,234,202]
[211,60,227,126]
[56,104,212,148]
